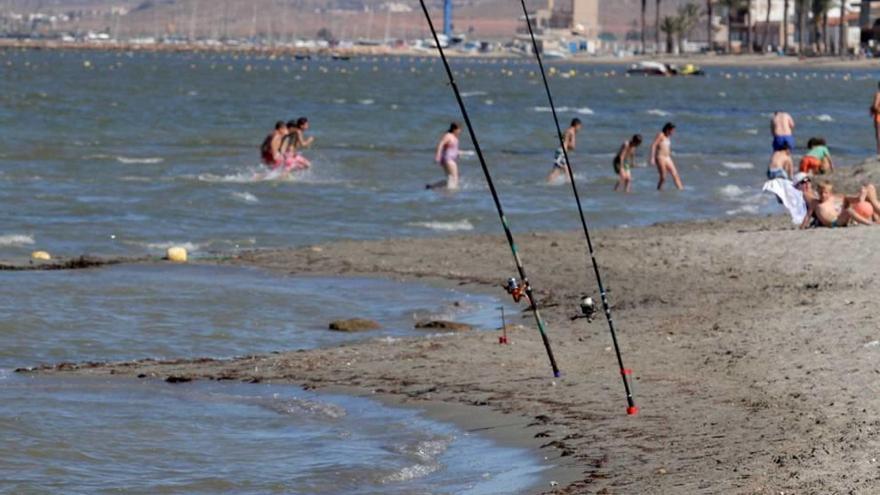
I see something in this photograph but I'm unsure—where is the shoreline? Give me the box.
[15,161,880,493]
[20,207,880,493]
[3,39,880,69]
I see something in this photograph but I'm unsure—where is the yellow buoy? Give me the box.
[166,247,188,263]
[31,251,51,261]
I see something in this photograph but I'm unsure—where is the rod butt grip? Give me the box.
[626,406,639,416]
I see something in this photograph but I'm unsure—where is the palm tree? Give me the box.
[838,0,846,55]
[745,0,752,53]
[796,0,807,54]
[718,0,743,53]
[642,0,648,53]
[783,0,789,53]
[763,0,772,51]
[655,0,663,53]
[706,0,715,51]
[661,15,679,53]
[677,2,702,50]
[812,0,833,54]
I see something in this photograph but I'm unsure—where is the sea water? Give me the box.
[2,50,876,259]
[0,264,541,494]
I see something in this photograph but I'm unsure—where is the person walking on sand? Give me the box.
[870,83,880,156]
[767,141,794,180]
[547,118,582,183]
[650,122,683,190]
[428,122,462,190]
[613,134,642,193]
[771,111,795,152]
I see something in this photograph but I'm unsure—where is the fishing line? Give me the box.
[418,0,560,377]
[519,0,638,415]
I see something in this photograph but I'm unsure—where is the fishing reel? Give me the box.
[504,277,526,303]
[571,296,596,322]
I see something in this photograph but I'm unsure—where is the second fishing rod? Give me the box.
[418,0,560,378]
[519,0,638,415]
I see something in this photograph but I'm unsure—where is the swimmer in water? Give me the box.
[280,119,313,171]
[547,118,582,183]
[613,134,642,193]
[650,122,683,190]
[428,122,461,190]
[292,117,315,170]
[771,111,795,152]
[260,121,287,169]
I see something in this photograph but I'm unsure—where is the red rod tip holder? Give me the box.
[626,406,639,416]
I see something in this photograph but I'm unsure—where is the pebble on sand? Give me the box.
[414,320,473,332]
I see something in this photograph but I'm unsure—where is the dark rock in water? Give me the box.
[414,320,473,332]
[328,318,382,332]
[165,375,192,384]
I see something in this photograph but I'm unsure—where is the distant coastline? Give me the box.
[4,38,880,69]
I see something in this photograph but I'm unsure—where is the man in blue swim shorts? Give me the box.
[771,111,795,151]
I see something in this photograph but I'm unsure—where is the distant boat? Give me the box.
[626,61,705,76]
[542,49,569,60]
[331,54,351,61]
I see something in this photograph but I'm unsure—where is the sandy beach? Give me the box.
[21,157,880,493]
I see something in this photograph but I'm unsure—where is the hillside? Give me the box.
[2,0,697,40]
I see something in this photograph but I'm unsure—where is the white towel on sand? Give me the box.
[762,178,806,225]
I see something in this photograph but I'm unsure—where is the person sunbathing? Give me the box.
[800,181,874,228]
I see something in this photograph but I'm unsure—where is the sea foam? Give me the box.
[115,156,164,164]
[409,220,474,232]
[722,162,754,170]
[0,234,35,246]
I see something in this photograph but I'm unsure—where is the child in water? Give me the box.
[613,134,642,193]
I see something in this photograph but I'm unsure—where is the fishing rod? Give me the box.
[417,0,560,378]
[519,0,638,415]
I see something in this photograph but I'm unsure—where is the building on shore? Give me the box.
[722,0,859,54]
[519,0,600,56]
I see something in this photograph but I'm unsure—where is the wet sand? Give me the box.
[22,161,880,493]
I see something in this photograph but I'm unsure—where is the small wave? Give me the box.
[406,438,450,462]
[533,106,570,112]
[532,105,592,115]
[259,397,347,419]
[115,156,164,164]
[744,129,758,135]
[718,184,747,199]
[814,114,834,122]
[231,192,259,203]
[408,219,474,231]
[460,91,488,98]
[0,234,35,247]
[197,168,290,183]
[381,463,441,483]
[646,109,671,117]
[722,162,754,170]
[726,205,761,215]
[359,99,375,105]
